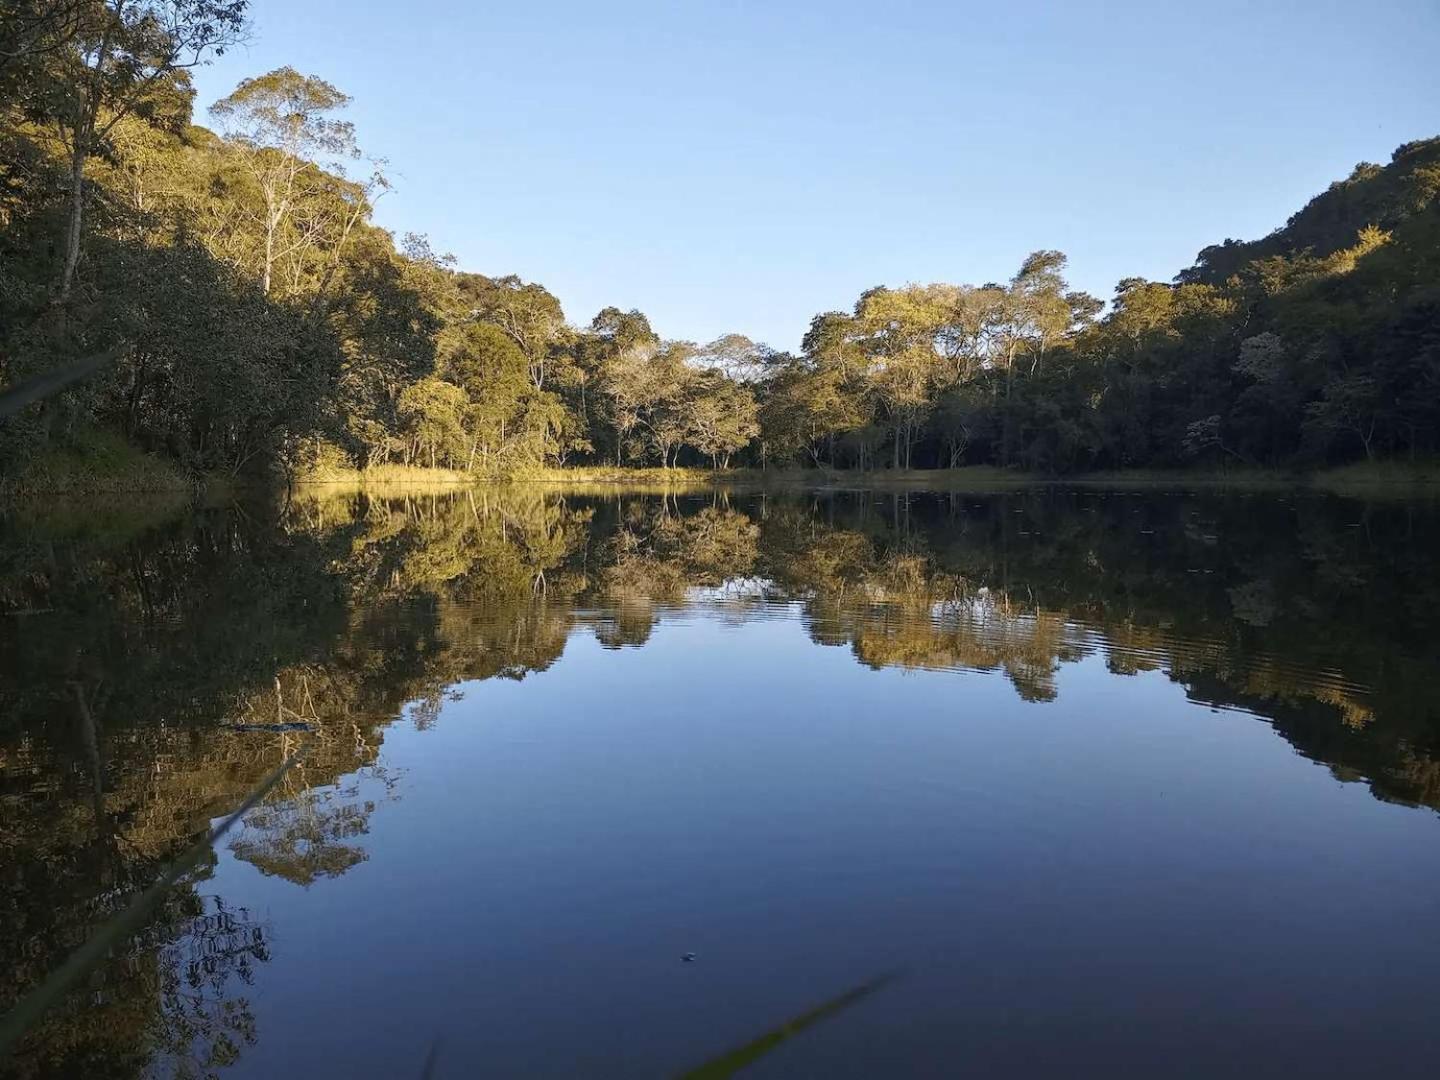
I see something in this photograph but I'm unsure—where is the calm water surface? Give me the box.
[2,487,1439,1078]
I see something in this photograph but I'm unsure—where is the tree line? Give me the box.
[2,2,1437,483]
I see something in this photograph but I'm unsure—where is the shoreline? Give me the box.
[4,460,1439,500]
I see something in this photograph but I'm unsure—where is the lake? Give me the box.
[2,485,1439,1078]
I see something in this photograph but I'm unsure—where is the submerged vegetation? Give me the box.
[2,4,1438,491]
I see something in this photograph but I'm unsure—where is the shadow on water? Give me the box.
[1,485,1438,1075]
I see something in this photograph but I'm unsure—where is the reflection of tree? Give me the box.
[3,484,1440,1074]
[760,511,1088,701]
[149,897,269,1080]
[230,791,371,884]
[0,707,273,1080]
[593,502,759,647]
[1,504,412,1077]
[3,888,269,1080]
[760,490,1438,776]
[220,673,394,886]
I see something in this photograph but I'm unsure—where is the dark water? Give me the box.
[3,486,1440,1078]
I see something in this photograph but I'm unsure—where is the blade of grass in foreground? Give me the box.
[0,346,128,420]
[0,754,303,1060]
[675,971,899,1079]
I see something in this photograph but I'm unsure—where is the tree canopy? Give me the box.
[2,9,1437,482]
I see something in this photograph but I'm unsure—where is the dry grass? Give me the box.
[293,464,477,489]
[18,450,1440,503]
[508,465,1033,490]
[508,465,721,489]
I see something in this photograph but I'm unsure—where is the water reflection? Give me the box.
[1,486,1438,1076]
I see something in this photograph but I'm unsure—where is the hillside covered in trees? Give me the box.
[2,2,1438,486]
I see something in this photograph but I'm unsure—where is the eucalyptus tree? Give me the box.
[755,313,872,467]
[397,376,468,467]
[685,368,759,468]
[209,66,376,298]
[30,0,249,300]
[1008,250,1075,374]
[459,273,568,390]
[635,340,698,467]
[592,338,705,466]
[852,285,955,468]
[586,308,661,463]
[694,332,778,384]
[589,305,659,352]
[438,320,574,470]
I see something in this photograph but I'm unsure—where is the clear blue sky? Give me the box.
[192,0,1440,351]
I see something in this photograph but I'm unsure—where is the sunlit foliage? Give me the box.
[4,7,1435,485]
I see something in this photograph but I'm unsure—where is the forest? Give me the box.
[2,1,1438,487]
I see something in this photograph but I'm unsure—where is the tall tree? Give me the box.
[32,0,248,300]
[461,273,567,390]
[209,66,371,297]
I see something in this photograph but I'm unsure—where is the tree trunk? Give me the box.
[262,215,275,296]
[1001,363,1015,467]
[125,356,148,437]
[58,139,88,300]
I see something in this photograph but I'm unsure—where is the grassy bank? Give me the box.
[293,463,477,488]
[0,430,194,496]
[501,462,1440,494]
[510,464,1033,489]
[12,452,1440,500]
[282,463,1038,497]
